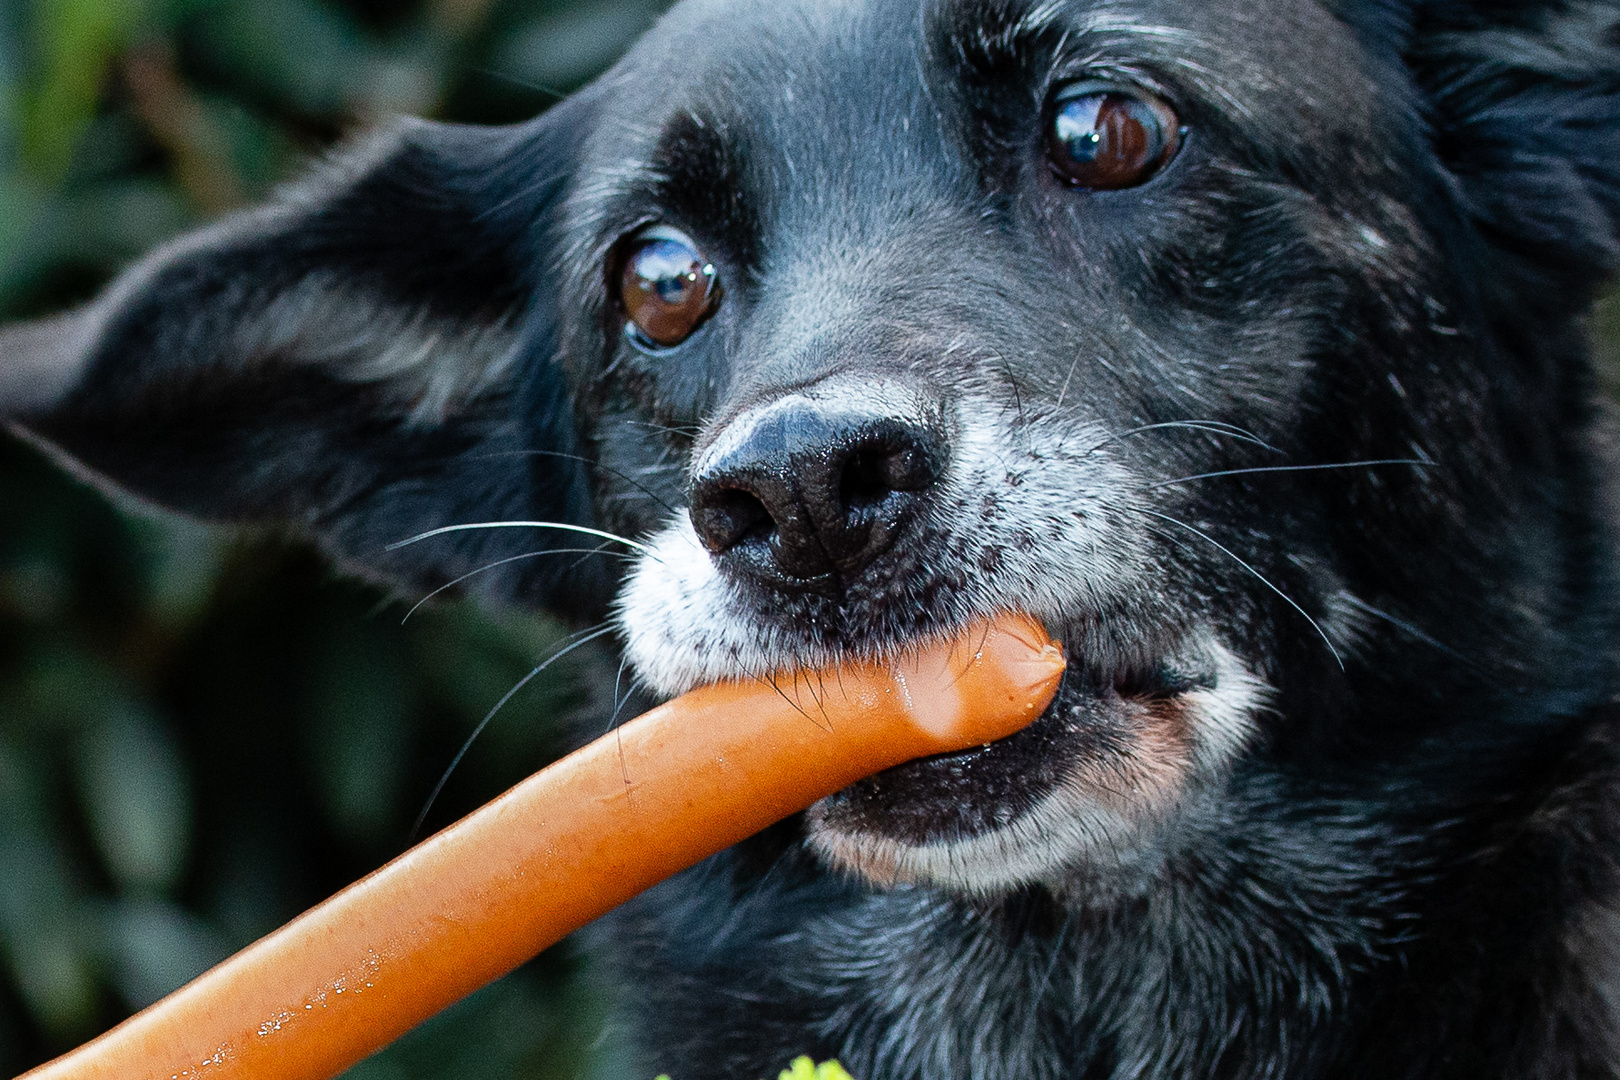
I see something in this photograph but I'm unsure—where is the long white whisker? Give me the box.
[621,418,703,438]
[468,449,680,515]
[1337,593,1470,663]
[1054,354,1083,413]
[1144,459,1431,490]
[387,521,656,557]
[1139,509,1343,669]
[1092,421,1281,454]
[408,623,617,840]
[401,546,633,624]
[604,655,636,735]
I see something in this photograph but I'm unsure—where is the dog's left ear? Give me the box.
[0,94,609,611]
[1403,0,1620,315]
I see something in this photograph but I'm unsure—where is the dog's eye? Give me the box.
[1046,84,1182,190]
[617,227,719,348]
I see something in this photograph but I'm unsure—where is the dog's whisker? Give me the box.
[992,352,1028,427]
[1142,522,1200,559]
[1143,459,1432,491]
[470,448,680,514]
[387,521,657,557]
[1054,353,1083,413]
[1336,593,1472,664]
[403,550,548,624]
[763,671,831,733]
[409,622,616,841]
[604,655,635,735]
[560,541,623,577]
[469,65,568,103]
[402,546,634,624]
[1093,420,1282,454]
[1139,508,1344,669]
[622,418,704,438]
[1018,909,1073,1050]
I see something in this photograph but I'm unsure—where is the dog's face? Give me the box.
[555,0,1607,896]
[4,0,1618,905]
[592,0,1373,894]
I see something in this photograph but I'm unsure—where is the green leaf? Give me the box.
[74,698,192,894]
[20,0,152,179]
[0,740,99,1039]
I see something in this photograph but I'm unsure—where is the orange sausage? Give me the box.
[22,614,1063,1080]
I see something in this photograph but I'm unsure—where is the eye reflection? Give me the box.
[618,227,719,348]
[1047,85,1181,190]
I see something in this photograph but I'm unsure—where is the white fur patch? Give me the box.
[247,278,522,426]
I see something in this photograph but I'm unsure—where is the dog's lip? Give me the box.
[810,629,1199,845]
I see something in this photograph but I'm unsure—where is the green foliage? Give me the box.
[654,1057,857,1080]
[0,1,667,1076]
[776,1058,856,1080]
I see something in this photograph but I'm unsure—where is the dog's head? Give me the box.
[5,0,1619,899]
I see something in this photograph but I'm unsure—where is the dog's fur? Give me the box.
[6,0,1620,1075]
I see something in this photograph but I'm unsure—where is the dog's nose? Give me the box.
[689,400,945,584]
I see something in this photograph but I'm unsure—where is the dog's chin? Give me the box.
[802,633,1266,899]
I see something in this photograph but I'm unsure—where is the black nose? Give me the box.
[689,400,945,586]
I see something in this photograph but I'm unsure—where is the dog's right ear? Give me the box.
[0,92,611,613]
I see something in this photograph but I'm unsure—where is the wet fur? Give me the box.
[5,0,1620,1076]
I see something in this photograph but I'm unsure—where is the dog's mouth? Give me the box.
[615,517,1263,893]
[801,626,1260,893]
[811,634,1210,841]
[815,642,1211,842]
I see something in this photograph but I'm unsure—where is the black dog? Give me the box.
[6,0,1620,1075]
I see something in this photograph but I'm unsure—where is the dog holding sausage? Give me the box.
[6,0,1620,1075]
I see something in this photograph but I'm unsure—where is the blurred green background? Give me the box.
[1,3,1619,1078]
[0,0,670,1076]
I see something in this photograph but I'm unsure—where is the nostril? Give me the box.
[692,487,774,554]
[839,449,891,511]
[839,437,941,512]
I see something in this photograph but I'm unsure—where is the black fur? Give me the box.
[5,1,1620,1076]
